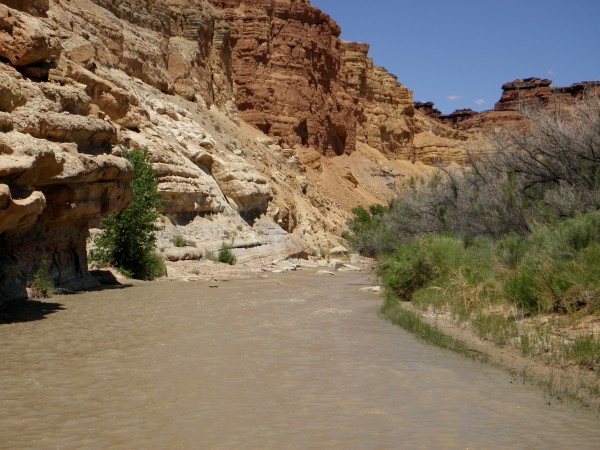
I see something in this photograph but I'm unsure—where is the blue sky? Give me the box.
[309,0,600,113]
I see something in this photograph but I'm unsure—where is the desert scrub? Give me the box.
[27,257,55,298]
[378,235,466,301]
[204,244,237,265]
[374,212,600,373]
[171,235,188,247]
[90,148,166,280]
[217,243,237,265]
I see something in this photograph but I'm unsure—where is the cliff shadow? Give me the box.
[0,299,65,324]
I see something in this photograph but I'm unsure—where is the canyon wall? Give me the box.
[209,0,356,156]
[0,0,473,305]
[0,2,132,302]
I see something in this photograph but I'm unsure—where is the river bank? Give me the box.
[381,294,600,415]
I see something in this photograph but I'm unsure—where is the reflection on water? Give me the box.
[0,271,598,449]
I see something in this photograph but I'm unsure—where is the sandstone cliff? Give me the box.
[209,0,356,156]
[0,0,473,305]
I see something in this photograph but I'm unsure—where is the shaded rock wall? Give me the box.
[0,58,131,302]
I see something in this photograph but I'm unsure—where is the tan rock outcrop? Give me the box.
[212,156,273,217]
[0,4,60,67]
[1,0,49,17]
[0,128,132,303]
[341,41,415,159]
[74,0,235,104]
[0,183,45,233]
[0,4,135,303]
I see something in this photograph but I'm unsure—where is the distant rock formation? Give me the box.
[414,102,441,119]
[421,78,600,131]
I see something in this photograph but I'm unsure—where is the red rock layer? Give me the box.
[209,0,356,155]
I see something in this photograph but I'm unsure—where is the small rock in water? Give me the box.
[316,270,336,276]
[359,286,381,293]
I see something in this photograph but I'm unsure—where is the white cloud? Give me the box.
[446,95,463,101]
[547,68,555,77]
[475,98,486,106]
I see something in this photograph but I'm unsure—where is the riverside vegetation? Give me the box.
[344,95,600,406]
[90,149,166,280]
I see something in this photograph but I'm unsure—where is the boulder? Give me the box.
[164,246,204,262]
[0,5,61,66]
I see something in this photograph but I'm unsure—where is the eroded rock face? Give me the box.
[80,0,234,104]
[1,0,49,17]
[0,127,132,303]
[0,3,60,69]
[210,0,356,156]
[341,41,416,159]
[0,3,134,304]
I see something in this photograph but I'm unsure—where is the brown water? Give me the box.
[0,270,598,449]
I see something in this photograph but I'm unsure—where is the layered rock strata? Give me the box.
[0,66,132,302]
[210,0,356,156]
[341,41,415,159]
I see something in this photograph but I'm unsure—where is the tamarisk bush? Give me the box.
[346,94,600,248]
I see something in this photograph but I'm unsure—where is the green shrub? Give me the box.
[27,256,55,298]
[171,235,188,247]
[497,233,528,269]
[379,252,434,301]
[563,335,600,373]
[90,148,165,280]
[379,235,465,301]
[499,212,600,315]
[504,264,552,315]
[344,204,398,256]
[217,243,236,265]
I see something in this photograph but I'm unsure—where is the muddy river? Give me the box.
[0,269,598,449]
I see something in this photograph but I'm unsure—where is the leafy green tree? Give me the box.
[90,148,166,280]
